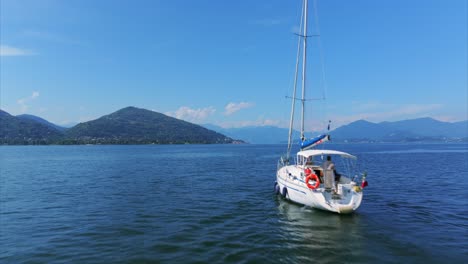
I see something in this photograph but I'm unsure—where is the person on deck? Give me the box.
[322,156,333,172]
[322,156,341,192]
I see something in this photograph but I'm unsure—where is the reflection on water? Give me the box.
[275,198,368,263]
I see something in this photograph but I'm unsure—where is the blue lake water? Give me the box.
[1,143,467,263]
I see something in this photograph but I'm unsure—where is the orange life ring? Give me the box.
[305,173,320,190]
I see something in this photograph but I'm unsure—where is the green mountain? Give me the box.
[64,107,235,144]
[3,107,464,145]
[0,107,237,145]
[0,110,64,144]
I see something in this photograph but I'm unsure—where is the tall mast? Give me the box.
[286,0,305,161]
[300,0,308,141]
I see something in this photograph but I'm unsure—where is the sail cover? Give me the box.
[300,134,329,150]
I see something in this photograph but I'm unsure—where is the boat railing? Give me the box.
[277,160,283,171]
[277,156,287,170]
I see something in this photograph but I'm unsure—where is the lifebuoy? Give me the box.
[305,173,320,190]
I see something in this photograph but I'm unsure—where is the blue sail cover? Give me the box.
[300,134,329,150]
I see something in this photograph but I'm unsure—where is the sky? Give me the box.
[1,0,466,131]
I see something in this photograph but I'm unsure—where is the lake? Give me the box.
[1,143,467,263]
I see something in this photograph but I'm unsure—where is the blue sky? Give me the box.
[1,0,466,130]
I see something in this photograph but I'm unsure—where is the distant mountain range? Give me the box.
[331,118,467,142]
[1,107,466,145]
[0,107,237,145]
[202,124,301,144]
[204,118,467,144]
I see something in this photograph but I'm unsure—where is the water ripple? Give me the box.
[1,144,467,263]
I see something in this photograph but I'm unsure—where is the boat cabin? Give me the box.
[296,149,358,183]
[297,149,356,167]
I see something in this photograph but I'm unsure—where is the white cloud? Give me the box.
[391,104,443,117]
[17,91,40,113]
[359,103,442,121]
[224,102,254,116]
[0,45,34,56]
[166,106,216,123]
[432,115,464,122]
[217,117,284,129]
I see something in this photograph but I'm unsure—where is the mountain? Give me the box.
[17,114,66,132]
[331,118,468,142]
[65,107,235,144]
[380,118,467,138]
[1,107,237,145]
[330,120,391,140]
[206,117,467,144]
[203,124,301,144]
[2,108,465,145]
[0,110,64,144]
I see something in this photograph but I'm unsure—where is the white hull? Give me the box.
[276,165,363,214]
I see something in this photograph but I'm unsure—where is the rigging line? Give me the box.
[287,0,305,160]
[313,0,327,101]
[311,0,329,131]
[313,0,329,125]
[284,1,304,100]
[284,3,303,104]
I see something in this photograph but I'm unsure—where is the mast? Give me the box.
[300,0,308,142]
[286,0,305,161]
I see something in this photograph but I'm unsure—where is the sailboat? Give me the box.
[275,0,368,214]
